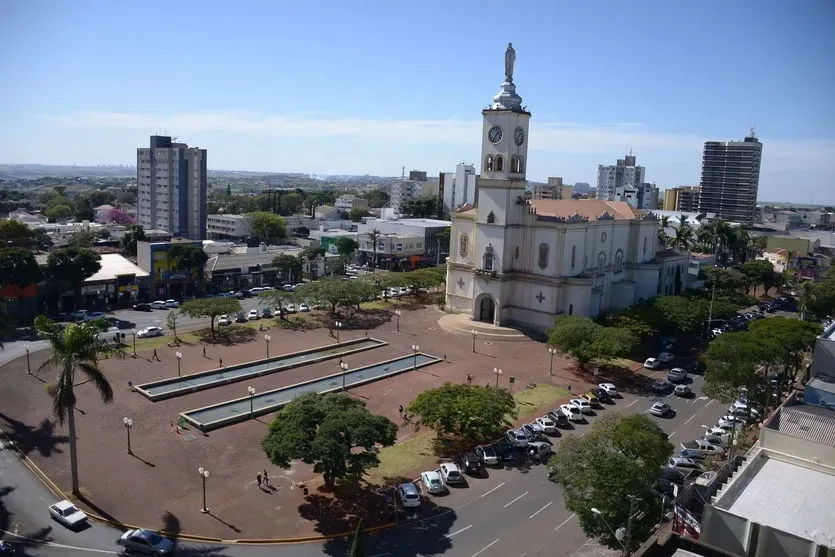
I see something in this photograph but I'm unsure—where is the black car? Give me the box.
[132,303,152,312]
[685,360,706,374]
[493,440,521,463]
[235,312,248,323]
[546,410,570,428]
[456,452,485,476]
[591,387,612,403]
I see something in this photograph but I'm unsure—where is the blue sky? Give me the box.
[1,0,834,203]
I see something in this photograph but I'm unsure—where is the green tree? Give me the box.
[548,413,673,552]
[341,279,379,310]
[294,277,346,313]
[166,309,182,343]
[704,267,747,293]
[335,237,359,266]
[348,518,365,557]
[169,244,209,292]
[399,196,439,218]
[358,189,390,208]
[748,317,819,388]
[436,227,451,256]
[0,220,37,249]
[407,383,517,441]
[657,215,671,249]
[178,297,242,338]
[548,316,637,370]
[262,392,397,489]
[44,204,74,222]
[703,331,774,403]
[120,224,146,256]
[740,259,779,296]
[245,212,286,244]
[68,229,97,248]
[366,227,382,270]
[348,207,371,222]
[669,215,694,251]
[34,315,120,495]
[272,254,302,284]
[45,247,102,307]
[0,248,43,298]
[259,289,294,320]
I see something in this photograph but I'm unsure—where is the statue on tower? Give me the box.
[504,42,516,82]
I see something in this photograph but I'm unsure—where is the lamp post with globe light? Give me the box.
[493,367,503,388]
[123,417,133,454]
[24,345,31,375]
[198,467,210,513]
[264,334,271,358]
[131,330,137,357]
[247,386,256,418]
[412,344,420,370]
[334,321,342,344]
[471,330,478,353]
[590,508,626,553]
[340,361,349,391]
[176,351,182,379]
[394,310,401,332]
[548,346,557,376]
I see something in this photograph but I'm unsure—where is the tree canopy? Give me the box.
[548,413,673,552]
[348,207,371,222]
[178,297,242,337]
[399,196,440,218]
[0,248,43,293]
[120,224,146,256]
[45,247,102,304]
[548,316,637,369]
[262,392,397,489]
[407,383,517,441]
[169,243,209,283]
[245,212,286,244]
[272,254,302,284]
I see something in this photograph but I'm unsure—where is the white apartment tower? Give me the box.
[596,153,646,202]
[441,163,477,214]
[391,169,440,213]
[137,135,208,240]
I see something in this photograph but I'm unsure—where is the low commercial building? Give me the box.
[766,235,820,256]
[82,253,150,308]
[760,249,790,273]
[136,240,204,299]
[205,243,307,291]
[334,195,368,214]
[357,232,425,270]
[358,217,451,263]
[207,214,250,239]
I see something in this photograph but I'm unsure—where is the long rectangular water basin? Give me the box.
[180,352,442,431]
[134,337,386,401]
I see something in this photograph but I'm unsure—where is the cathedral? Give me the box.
[444,44,688,334]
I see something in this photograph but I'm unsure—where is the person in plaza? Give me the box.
[152,349,160,361]
[263,469,269,486]
[219,358,223,368]
[398,404,404,417]
[202,345,207,357]
[256,472,262,487]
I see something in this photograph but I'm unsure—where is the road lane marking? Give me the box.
[481,482,505,498]
[472,539,500,557]
[669,430,677,438]
[684,415,695,425]
[445,524,472,538]
[554,513,576,531]
[705,399,714,408]
[529,501,553,519]
[626,399,638,408]
[504,490,529,508]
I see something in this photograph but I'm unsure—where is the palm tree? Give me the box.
[797,280,816,320]
[367,227,382,270]
[657,216,671,249]
[670,215,694,251]
[34,315,118,495]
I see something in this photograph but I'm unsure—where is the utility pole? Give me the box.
[622,495,638,557]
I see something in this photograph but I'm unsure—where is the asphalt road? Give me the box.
[1,365,730,557]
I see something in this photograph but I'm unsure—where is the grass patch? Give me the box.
[273,315,320,330]
[359,300,393,312]
[514,384,571,416]
[130,332,199,352]
[365,433,436,485]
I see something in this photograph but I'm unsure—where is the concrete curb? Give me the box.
[1,425,398,545]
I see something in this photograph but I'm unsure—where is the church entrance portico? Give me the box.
[474,293,496,324]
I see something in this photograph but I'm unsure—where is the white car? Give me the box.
[439,463,464,484]
[711,328,723,338]
[247,309,259,320]
[649,402,672,417]
[164,299,179,308]
[569,398,593,414]
[674,384,691,397]
[506,429,530,448]
[420,470,445,494]
[682,439,725,455]
[298,302,310,312]
[659,352,675,363]
[149,300,167,310]
[49,499,88,528]
[136,326,163,339]
[702,433,730,447]
[397,483,421,508]
[667,457,705,475]
[535,415,557,434]
[644,357,661,370]
[598,383,618,397]
[526,441,552,461]
[118,529,174,555]
[560,404,583,423]
[217,314,231,326]
[286,303,296,313]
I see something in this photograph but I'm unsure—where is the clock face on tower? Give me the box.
[514,126,525,146]
[488,126,504,144]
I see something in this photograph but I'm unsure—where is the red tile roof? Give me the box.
[529,199,642,221]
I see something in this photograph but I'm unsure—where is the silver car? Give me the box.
[118,529,174,555]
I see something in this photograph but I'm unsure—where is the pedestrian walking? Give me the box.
[398,404,404,417]
[263,469,269,486]
[202,345,207,358]
[219,358,223,368]
[256,473,262,487]
[152,349,160,361]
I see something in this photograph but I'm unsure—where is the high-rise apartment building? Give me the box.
[391,169,439,212]
[596,154,646,201]
[441,163,477,214]
[663,186,702,212]
[698,132,762,224]
[533,177,574,200]
[137,135,207,240]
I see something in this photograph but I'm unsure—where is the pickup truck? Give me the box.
[680,439,725,455]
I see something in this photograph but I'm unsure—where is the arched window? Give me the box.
[483,244,494,271]
[485,155,494,171]
[511,155,524,173]
[538,243,549,269]
[597,251,606,274]
[568,304,574,316]
[571,246,576,269]
[495,156,504,172]
[615,249,624,273]
[487,211,496,224]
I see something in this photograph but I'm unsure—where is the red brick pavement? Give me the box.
[0,304,631,540]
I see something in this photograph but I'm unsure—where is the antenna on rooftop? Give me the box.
[401,165,405,179]
[748,125,757,139]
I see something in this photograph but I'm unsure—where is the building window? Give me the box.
[615,249,624,273]
[643,237,647,256]
[515,246,520,259]
[538,243,549,269]
[568,304,573,315]
[485,155,494,171]
[487,211,496,224]
[483,244,494,271]
[597,251,606,273]
[571,246,576,269]
[511,155,524,173]
[496,156,504,172]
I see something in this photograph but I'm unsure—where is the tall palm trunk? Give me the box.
[67,405,80,494]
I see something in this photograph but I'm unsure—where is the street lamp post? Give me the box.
[621,495,639,557]
[264,334,271,358]
[548,346,556,376]
[340,361,349,391]
[247,386,256,418]
[334,321,342,344]
[131,330,137,357]
[590,508,626,554]
[198,467,210,513]
[394,310,401,332]
[471,330,478,353]
[175,351,183,379]
[493,367,503,388]
[122,417,133,454]
[411,344,420,370]
[24,345,31,375]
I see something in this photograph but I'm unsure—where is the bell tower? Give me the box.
[480,42,531,183]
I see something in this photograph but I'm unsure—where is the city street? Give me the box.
[1,366,730,557]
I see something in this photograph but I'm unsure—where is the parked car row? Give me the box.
[132,299,179,311]
[397,383,622,509]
